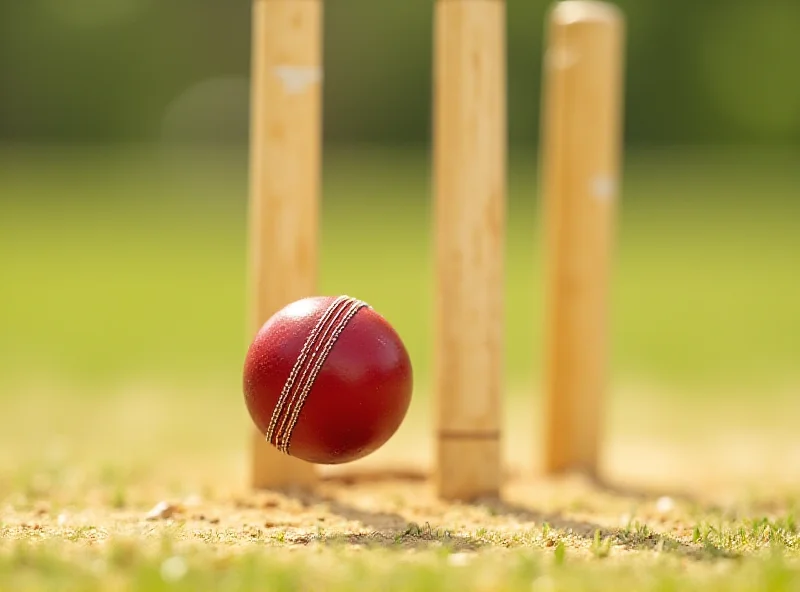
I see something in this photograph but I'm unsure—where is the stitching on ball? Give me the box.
[264,295,349,446]
[273,297,352,449]
[277,296,369,454]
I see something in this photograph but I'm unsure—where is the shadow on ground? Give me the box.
[241,472,739,559]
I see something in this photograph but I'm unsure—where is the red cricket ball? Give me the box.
[243,295,413,464]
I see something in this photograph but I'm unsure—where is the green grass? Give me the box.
[0,144,798,395]
[2,542,799,592]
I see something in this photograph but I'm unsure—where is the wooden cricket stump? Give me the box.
[245,0,625,496]
[432,0,507,501]
[248,0,323,490]
[539,1,626,477]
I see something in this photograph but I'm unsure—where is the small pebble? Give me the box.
[145,501,181,521]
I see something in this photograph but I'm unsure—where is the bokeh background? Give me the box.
[1,0,798,489]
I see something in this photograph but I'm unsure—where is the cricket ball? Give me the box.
[243,295,413,464]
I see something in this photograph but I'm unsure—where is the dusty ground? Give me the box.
[2,382,799,551]
[2,468,798,583]
[1,385,799,590]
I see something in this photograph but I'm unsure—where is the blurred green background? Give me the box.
[0,0,798,473]
[3,0,800,144]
